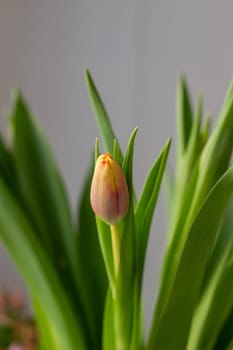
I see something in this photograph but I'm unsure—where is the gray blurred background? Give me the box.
[0,0,233,331]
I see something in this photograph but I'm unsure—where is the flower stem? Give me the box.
[110,224,121,275]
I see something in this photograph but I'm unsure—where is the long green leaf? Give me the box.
[214,309,233,350]
[162,167,175,222]
[96,218,115,291]
[200,114,211,150]
[187,196,233,349]
[102,289,116,350]
[153,161,199,328]
[176,74,193,163]
[33,297,59,350]
[85,69,119,155]
[10,92,74,264]
[0,177,87,350]
[170,93,202,238]
[158,97,202,293]
[155,78,233,329]
[148,165,233,350]
[129,277,144,350]
[0,134,19,198]
[220,78,233,114]
[188,80,233,218]
[135,138,171,285]
[9,92,93,346]
[187,248,233,350]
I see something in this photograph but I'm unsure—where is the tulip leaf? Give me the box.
[183,93,202,171]
[160,97,202,284]
[187,196,233,350]
[214,309,233,350]
[9,92,93,346]
[156,77,233,327]
[10,92,75,268]
[176,74,193,162]
[33,297,59,350]
[220,78,233,114]
[113,138,123,164]
[188,79,233,219]
[95,217,115,292]
[95,137,100,160]
[0,177,87,350]
[147,165,233,350]
[135,138,171,286]
[102,289,116,350]
[170,93,202,236]
[200,114,211,149]
[85,69,120,155]
[162,168,175,223]
[0,134,19,197]
[129,278,144,350]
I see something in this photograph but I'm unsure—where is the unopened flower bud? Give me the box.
[90,152,129,224]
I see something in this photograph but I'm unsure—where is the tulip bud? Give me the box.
[90,152,129,224]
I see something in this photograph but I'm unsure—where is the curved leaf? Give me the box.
[0,177,87,350]
[85,69,119,155]
[9,92,93,346]
[187,196,233,350]
[176,74,193,162]
[148,165,233,350]
[135,138,171,285]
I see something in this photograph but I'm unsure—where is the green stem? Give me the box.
[110,224,121,275]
